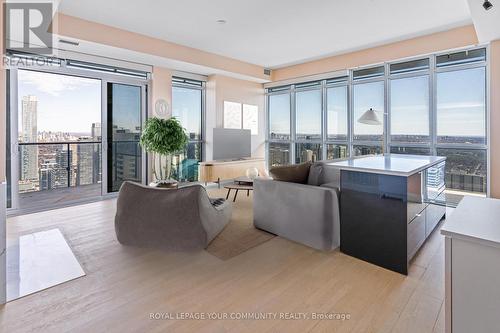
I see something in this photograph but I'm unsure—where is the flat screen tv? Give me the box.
[213,128,251,160]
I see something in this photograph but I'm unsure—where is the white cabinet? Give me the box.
[441,196,500,333]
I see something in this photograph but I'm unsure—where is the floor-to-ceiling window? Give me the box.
[265,47,488,199]
[435,58,487,195]
[171,77,204,182]
[267,88,292,168]
[326,81,348,159]
[352,67,385,156]
[15,69,102,208]
[295,82,322,163]
[388,58,431,156]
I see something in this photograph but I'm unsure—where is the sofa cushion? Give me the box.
[269,162,311,184]
[307,163,323,186]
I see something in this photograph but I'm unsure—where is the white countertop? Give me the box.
[441,196,500,249]
[325,154,446,176]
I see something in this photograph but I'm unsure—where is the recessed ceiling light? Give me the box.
[216,19,227,24]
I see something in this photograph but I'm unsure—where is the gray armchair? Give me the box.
[115,181,232,251]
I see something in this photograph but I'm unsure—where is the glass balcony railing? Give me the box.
[18,141,102,194]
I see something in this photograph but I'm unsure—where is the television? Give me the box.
[213,128,251,160]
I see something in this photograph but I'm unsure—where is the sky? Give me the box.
[172,86,201,135]
[17,70,202,139]
[18,70,101,134]
[270,67,486,138]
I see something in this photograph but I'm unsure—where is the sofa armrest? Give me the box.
[198,190,232,245]
[253,178,340,251]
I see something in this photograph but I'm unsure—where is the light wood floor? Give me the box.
[0,193,446,333]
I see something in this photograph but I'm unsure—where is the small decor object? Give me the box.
[245,167,259,180]
[154,99,170,118]
[140,117,188,186]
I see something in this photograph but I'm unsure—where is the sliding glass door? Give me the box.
[106,83,145,193]
[9,69,102,210]
[6,64,149,212]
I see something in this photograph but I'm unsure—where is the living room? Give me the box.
[1,1,500,332]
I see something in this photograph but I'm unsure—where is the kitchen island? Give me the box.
[326,154,446,275]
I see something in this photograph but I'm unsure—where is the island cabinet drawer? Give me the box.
[407,212,426,260]
[425,203,446,237]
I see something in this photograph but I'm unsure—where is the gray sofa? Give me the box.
[253,159,357,251]
[115,181,232,251]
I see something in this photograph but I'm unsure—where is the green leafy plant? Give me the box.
[140,117,188,180]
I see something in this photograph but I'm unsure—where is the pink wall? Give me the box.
[53,14,267,82]
[490,40,500,198]
[272,25,479,81]
[151,67,172,118]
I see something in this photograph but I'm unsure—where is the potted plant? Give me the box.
[140,117,188,187]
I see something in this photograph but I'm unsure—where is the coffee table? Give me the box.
[224,177,254,202]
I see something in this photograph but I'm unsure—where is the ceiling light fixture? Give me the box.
[483,0,493,10]
[216,19,227,24]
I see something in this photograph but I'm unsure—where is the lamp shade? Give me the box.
[358,108,382,125]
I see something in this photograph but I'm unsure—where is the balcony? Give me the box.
[18,183,102,209]
[16,141,102,211]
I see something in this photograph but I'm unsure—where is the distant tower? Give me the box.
[91,122,101,140]
[90,123,102,183]
[21,95,38,182]
[301,149,314,163]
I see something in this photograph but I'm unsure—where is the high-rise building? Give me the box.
[91,123,101,140]
[53,146,72,188]
[77,138,101,186]
[39,161,57,190]
[269,145,290,167]
[21,95,38,183]
[111,129,141,191]
[301,149,314,163]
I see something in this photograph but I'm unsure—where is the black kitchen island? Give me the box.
[326,154,446,275]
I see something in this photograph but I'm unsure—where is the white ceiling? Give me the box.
[58,0,474,68]
[467,0,500,43]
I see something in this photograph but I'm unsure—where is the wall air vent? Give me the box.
[59,39,80,47]
[264,68,272,76]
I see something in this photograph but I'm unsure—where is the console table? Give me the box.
[326,154,446,275]
[199,158,265,187]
